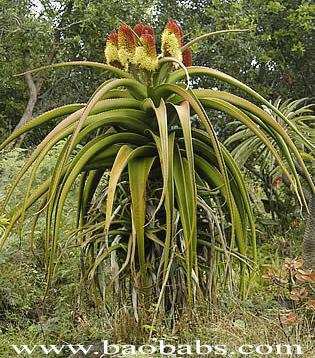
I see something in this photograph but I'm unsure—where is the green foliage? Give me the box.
[0,0,52,133]
[1,1,314,145]
[225,97,314,236]
[0,14,313,323]
[0,0,314,351]
[154,0,314,98]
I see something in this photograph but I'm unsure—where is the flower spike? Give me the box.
[182,48,192,67]
[134,33,158,71]
[166,19,184,45]
[134,22,154,37]
[118,24,136,69]
[104,30,122,68]
[161,19,183,62]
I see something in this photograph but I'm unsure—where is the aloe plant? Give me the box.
[0,20,313,316]
[225,97,315,268]
[225,97,314,169]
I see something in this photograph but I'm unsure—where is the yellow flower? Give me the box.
[104,30,122,68]
[134,33,158,71]
[117,24,136,69]
[161,19,183,62]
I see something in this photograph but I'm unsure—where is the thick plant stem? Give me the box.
[303,193,315,270]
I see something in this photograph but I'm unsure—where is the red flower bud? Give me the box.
[118,24,136,52]
[134,23,154,37]
[117,24,137,68]
[105,30,123,68]
[106,30,118,46]
[182,48,192,66]
[141,33,157,57]
[134,32,158,71]
[166,19,184,46]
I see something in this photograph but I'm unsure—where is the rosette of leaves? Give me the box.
[224,98,314,222]
[224,97,314,171]
[225,98,314,269]
[0,20,314,317]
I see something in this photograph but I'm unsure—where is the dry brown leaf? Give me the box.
[295,270,315,283]
[306,299,315,310]
[279,312,300,326]
[289,287,308,301]
[283,258,303,272]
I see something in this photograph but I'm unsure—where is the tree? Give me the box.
[0,0,154,142]
[0,0,51,136]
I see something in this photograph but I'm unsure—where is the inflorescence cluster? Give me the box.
[104,19,192,72]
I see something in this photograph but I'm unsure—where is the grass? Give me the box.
[0,149,314,357]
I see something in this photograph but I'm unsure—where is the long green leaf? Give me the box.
[104,145,156,243]
[128,157,155,280]
[169,67,314,150]
[154,83,236,248]
[173,145,197,304]
[145,99,169,220]
[16,60,133,79]
[0,104,83,150]
[193,90,314,193]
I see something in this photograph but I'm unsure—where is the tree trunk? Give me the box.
[12,0,74,146]
[14,73,38,130]
[13,73,43,146]
[303,192,315,270]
